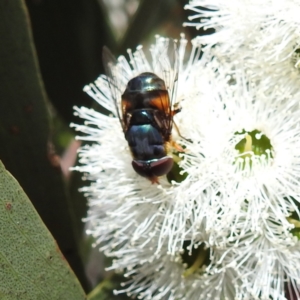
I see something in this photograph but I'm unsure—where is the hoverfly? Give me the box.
[102,41,183,183]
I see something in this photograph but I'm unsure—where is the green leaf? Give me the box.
[0,160,86,300]
[0,0,88,289]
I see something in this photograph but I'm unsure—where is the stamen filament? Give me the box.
[243,134,253,154]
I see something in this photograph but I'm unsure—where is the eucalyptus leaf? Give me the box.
[0,0,88,288]
[0,161,86,300]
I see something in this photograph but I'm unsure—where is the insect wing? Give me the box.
[151,39,180,134]
[102,46,125,132]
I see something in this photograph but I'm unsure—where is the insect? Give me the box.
[102,43,183,183]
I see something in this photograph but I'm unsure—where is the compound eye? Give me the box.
[132,157,173,179]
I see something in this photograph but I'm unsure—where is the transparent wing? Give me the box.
[150,37,180,133]
[102,46,125,132]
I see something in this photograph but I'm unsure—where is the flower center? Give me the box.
[167,152,188,183]
[180,241,210,277]
[287,209,300,239]
[234,129,274,171]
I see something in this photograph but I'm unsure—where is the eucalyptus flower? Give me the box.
[72,32,300,298]
[184,0,300,54]
[184,0,300,89]
[111,236,238,300]
[174,58,300,299]
[71,34,202,254]
[231,232,300,300]
[109,231,300,300]
[180,62,300,235]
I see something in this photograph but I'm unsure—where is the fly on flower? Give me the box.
[102,42,183,184]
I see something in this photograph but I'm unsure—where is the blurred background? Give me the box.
[26,0,200,125]
[0,0,202,298]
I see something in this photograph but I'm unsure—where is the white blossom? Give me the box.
[229,226,300,300]
[72,30,300,298]
[184,0,300,54]
[95,219,238,300]
[111,238,238,300]
[184,0,300,89]
[174,55,300,298]
[71,35,202,254]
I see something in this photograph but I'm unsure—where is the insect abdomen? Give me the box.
[125,110,166,161]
